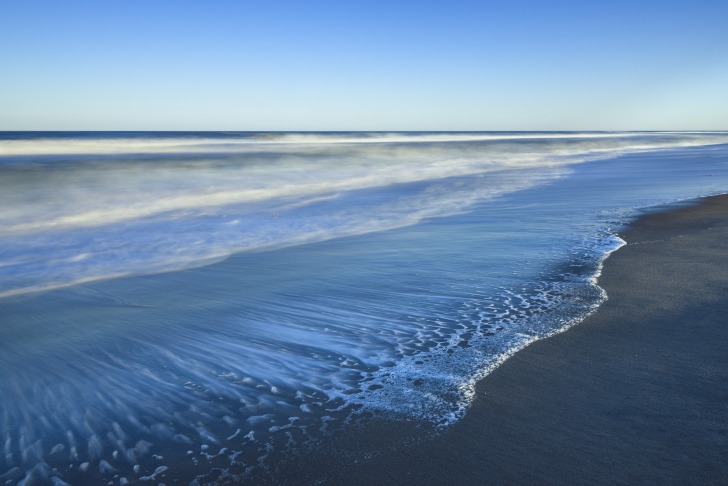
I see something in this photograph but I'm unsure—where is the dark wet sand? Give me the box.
[275,194,728,485]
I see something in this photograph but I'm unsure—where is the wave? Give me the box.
[4,133,728,234]
[0,166,568,299]
[1,131,727,156]
[2,132,728,300]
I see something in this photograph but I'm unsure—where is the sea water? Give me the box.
[1,132,728,484]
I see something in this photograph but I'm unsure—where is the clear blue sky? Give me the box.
[1,0,727,130]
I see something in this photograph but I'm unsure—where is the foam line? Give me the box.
[1,131,727,156]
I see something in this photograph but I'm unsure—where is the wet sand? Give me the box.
[275,194,728,484]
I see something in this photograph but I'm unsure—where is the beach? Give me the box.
[4,0,728,480]
[2,134,728,484]
[274,194,728,485]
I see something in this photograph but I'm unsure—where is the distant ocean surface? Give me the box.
[2,131,728,484]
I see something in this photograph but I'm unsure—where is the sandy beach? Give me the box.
[273,194,728,485]
[1,142,727,484]
[4,0,728,482]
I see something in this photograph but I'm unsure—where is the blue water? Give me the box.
[1,132,728,484]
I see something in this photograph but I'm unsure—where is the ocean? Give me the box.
[2,131,728,484]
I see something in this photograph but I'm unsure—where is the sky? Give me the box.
[1,0,727,131]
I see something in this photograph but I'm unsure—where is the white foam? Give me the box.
[4,130,726,299]
[3,131,728,157]
[351,232,628,427]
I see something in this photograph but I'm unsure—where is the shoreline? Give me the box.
[272,194,728,484]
